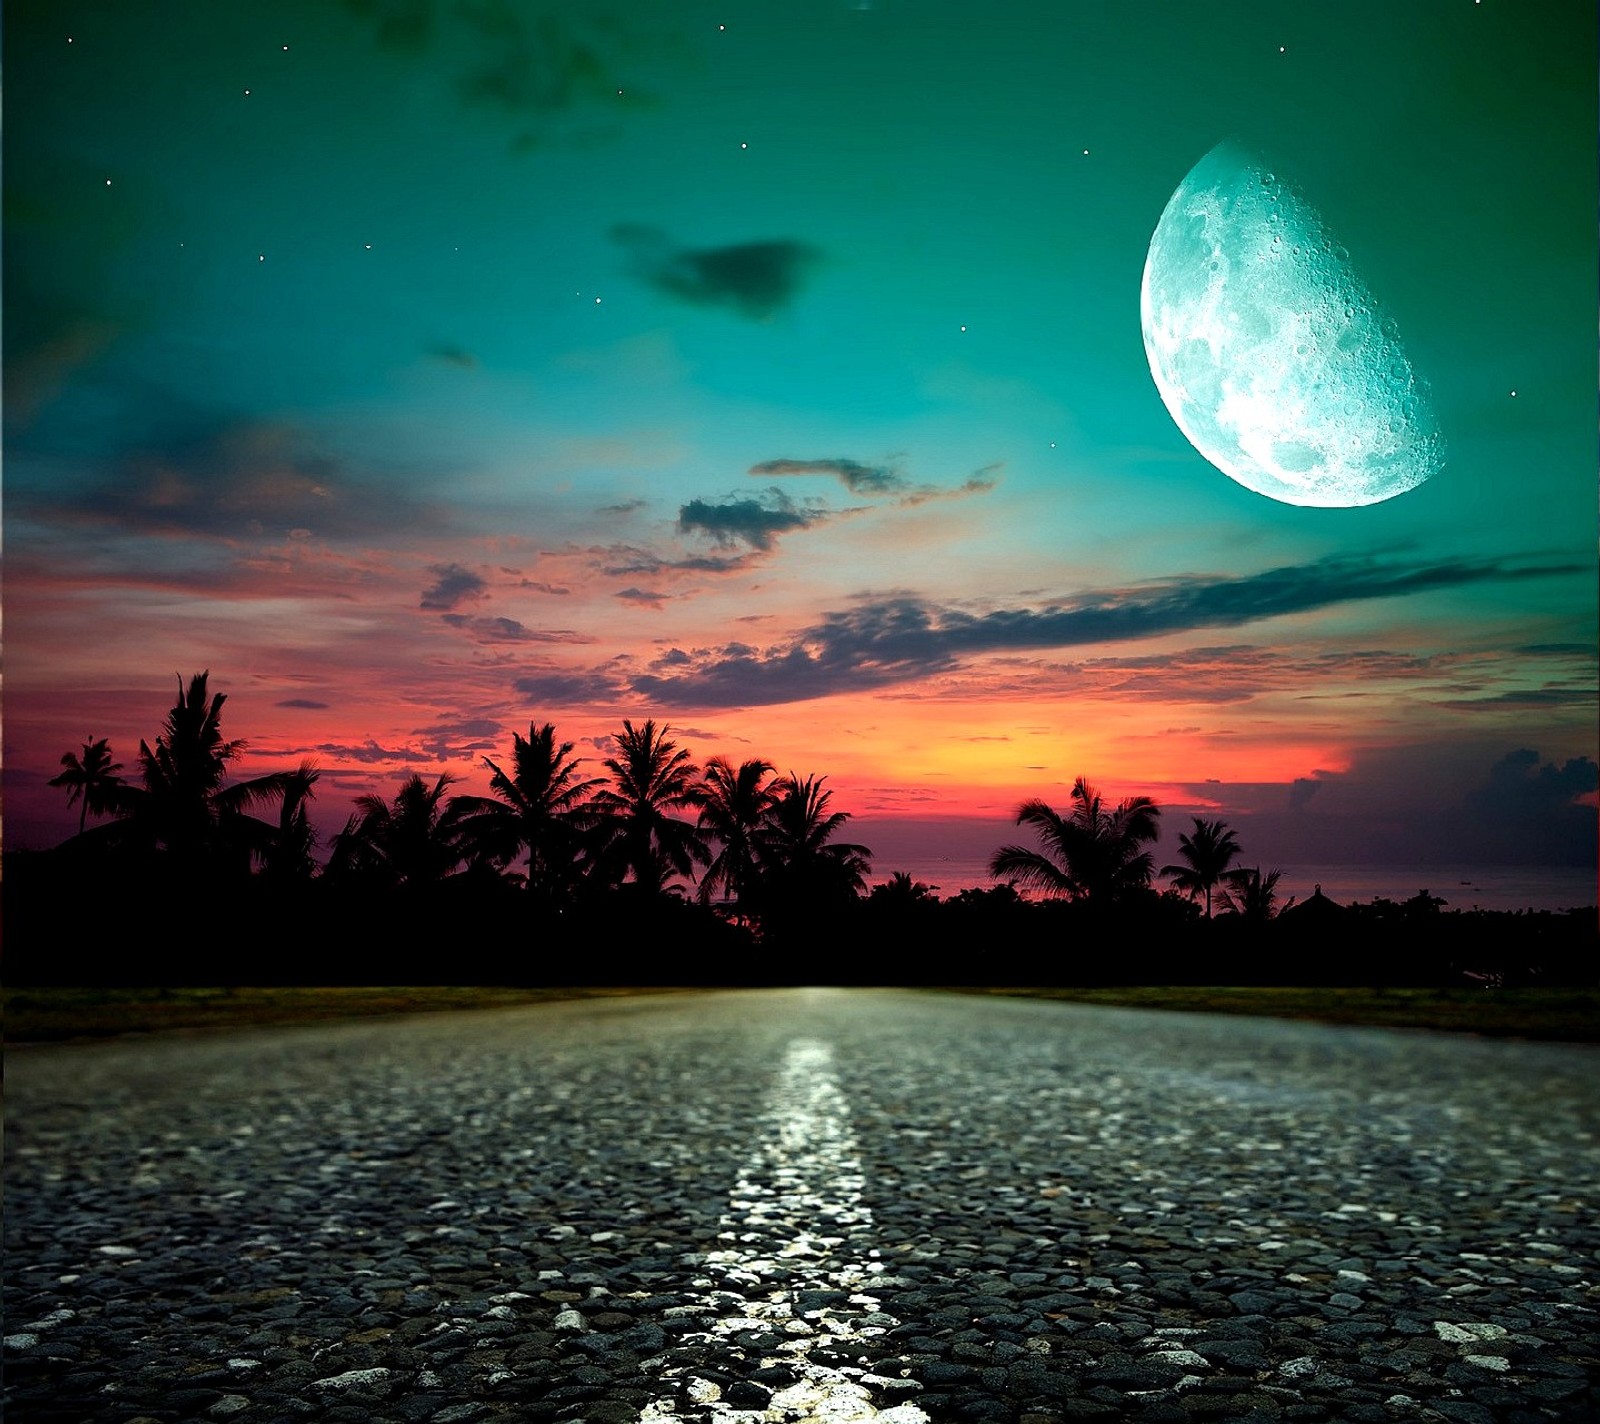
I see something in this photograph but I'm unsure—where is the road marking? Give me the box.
[639,1038,929,1423]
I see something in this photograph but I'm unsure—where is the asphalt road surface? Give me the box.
[6,988,1597,1423]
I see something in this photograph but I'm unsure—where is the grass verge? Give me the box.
[3,985,699,1044]
[945,985,1600,1042]
[6,984,1597,1045]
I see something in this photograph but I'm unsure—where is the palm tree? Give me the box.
[755,772,872,912]
[691,756,776,910]
[1219,866,1293,922]
[260,761,321,882]
[592,719,707,896]
[871,871,936,904]
[337,773,472,889]
[1161,816,1242,918]
[455,723,603,907]
[989,776,1160,907]
[49,737,125,836]
[118,672,306,873]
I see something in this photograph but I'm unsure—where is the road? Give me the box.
[6,988,1597,1422]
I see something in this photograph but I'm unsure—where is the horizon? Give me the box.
[6,1,1596,881]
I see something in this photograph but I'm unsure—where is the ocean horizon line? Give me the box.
[868,859,1598,914]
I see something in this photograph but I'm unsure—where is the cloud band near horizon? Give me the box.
[618,553,1581,708]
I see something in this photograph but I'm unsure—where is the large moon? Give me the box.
[1140,143,1442,507]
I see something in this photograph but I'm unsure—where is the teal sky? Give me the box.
[6,0,1596,874]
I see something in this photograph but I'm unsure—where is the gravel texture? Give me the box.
[5,987,1597,1423]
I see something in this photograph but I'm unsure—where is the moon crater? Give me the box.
[1141,143,1442,508]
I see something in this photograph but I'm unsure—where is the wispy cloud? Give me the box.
[750,457,905,494]
[597,546,750,577]
[21,418,445,542]
[750,455,1001,505]
[627,555,1577,708]
[440,613,592,643]
[304,738,436,765]
[615,586,666,608]
[612,224,822,319]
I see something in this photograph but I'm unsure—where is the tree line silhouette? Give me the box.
[14,672,1595,988]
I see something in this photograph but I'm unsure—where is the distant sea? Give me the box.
[873,859,1598,914]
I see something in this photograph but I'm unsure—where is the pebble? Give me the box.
[5,990,1597,1423]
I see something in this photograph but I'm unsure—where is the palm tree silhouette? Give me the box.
[1161,816,1242,918]
[1219,866,1293,922]
[691,756,776,910]
[755,772,872,910]
[118,672,307,873]
[593,719,708,896]
[456,723,603,907]
[989,776,1161,906]
[260,761,321,882]
[49,737,125,836]
[872,871,935,903]
[335,772,471,889]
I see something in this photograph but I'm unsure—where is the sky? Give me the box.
[6,0,1597,879]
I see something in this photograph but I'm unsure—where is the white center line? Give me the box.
[639,1039,929,1423]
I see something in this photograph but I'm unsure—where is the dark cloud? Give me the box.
[343,0,648,152]
[1466,748,1598,817]
[415,717,504,740]
[420,563,487,612]
[613,225,822,319]
[413,714,504,761]
[751,458,906,494]
[20,417,443,542]
[600,498,649,515]
[514,578,573,594]
[1436,687,1597,711]
[511,668,629,705]
[749,456,1001,505]
[277,698,330,710]
[1288,776,1324,811]
[677,491,820,550]
[628,554,1574,708]
[440,613,592,643]
[616,587,666,608]
[308,739,433,765]
[1215,744,1600,871]
[598,546,750,577]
